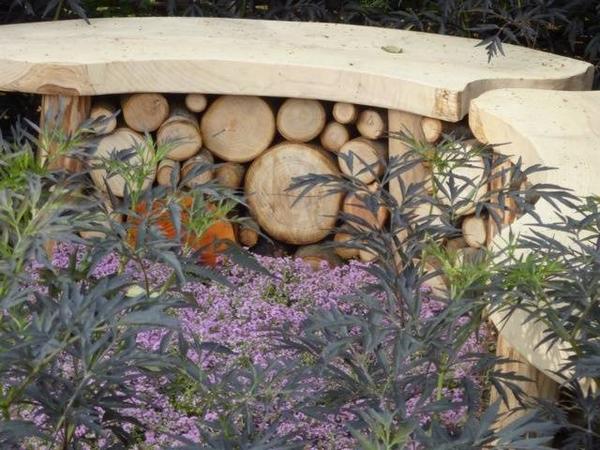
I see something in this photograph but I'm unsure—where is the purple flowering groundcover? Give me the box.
[20,243,491,449]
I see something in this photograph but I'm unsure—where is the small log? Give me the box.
[201,95,275,162]
[462,215,487,249]
[215,162,246,189]
[356,109,386,140]
[245,142,343,245]
[276,98,326,142]
[185,94,208,113]
[156,106,202,161]
[181,149,214,187]
[421,117,443,143]
[156,159,180,187]
[332,102,358,124]
[338,137,387,184]
[91,128,154,197]
[39,94,91,172]
[121,93,169,132]
[295,244,344,270]
[89,101,118,135]
[320,121,350,153]
[333,229,359,260]
[238,219,260,248]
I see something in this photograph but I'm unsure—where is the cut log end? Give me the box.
[185,93,208,113]
[332,102,358,124]
[91,128,155,197]
[181,149,215,187]
[276,98,326,142]
[121,93,169,132]
[215,162,246,189]
[421,117,443,143]
[462,215,487,249]
[157,107,202,161]
[320,121,350,152]
[356,109,386,140]
[89,101,117,135]
[245,142,343,245]
[201,95,275,162]
[156,159,180,187]
[338,137,387,184]
[239,220,260,248]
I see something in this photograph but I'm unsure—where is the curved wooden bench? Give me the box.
[0,17,593,121]
[470,88,600,419]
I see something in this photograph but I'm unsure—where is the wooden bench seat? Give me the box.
[0,17,593,121]
[470,89,600,417]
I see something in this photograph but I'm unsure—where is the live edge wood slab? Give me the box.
[0,17,593,121]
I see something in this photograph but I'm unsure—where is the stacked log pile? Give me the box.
[85,93,505,268]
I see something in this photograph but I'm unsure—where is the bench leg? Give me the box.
[39,94,91,172]
[490,334,559,429]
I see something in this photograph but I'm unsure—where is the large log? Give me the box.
[338,137,387,184]
[181,149,214,187]
[276,98,326,142]
[332,102,358,124]
[89,100,117,135]
[320,121,350,153]
[184,93,208,112]
[356,109,386,140]
[215,162,245,189]
[156,106,202,161]
[245,142,343,245]
[91,128,154,197]
[201,95,275,162]
[121,93,169,132]
[39,94,91,172]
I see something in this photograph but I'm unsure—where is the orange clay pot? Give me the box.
[128,195,236,266]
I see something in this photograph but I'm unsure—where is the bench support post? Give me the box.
[39,94,91,172]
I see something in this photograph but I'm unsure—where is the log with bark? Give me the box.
[156,106,202,161]
[156,159,180,187]
[181,149,215,188]
[89,101,118,135]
